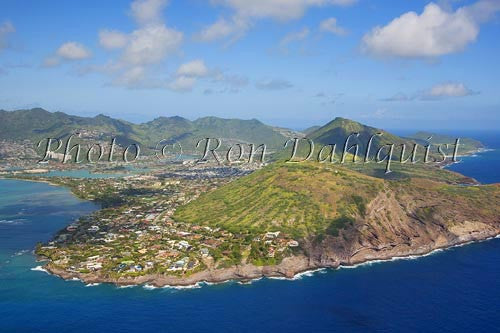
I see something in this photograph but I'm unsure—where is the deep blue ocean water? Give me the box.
[445,131,500,184]
[0,131,499,332]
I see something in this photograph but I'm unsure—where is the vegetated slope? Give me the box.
[0,108,289,151]
[272,117,415,162]
[408,131,484,153]
[175,162,383,238]
[344,160,478,184]
[308,117,406,149]
[174,161,500,266]
[302,125,321,135]
[0,108,138,143]
[271,117,480,180]
[136,116,287,150]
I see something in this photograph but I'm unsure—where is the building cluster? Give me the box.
[35,167,299,279]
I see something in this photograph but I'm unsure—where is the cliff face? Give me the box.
[303,180,500,267]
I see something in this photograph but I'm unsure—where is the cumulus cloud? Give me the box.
[57,42,92,60]
[361,1,500,58]
[212,0,356,21]
[99,30,128,49]
[319,17,347,36]
[176,59,209,77]
[121,25,182,66]
[168,60,209,91]
[0,21,15,51]
[168,75,197,92]
[79,0,249,91]
[195,16,251,43]
[256,78,293,90]
[168,60,248,92]
[422,82,478,99]
[382,82,478,101]
[130,0,168,25]
[88,0,183,88]
[465,0,500,22]
[197,0,356,42]
[113,66,147,87]
[43,42,92,67]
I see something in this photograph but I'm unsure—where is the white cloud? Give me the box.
[43,41,91,67]
[99,30,128,49]
[198,0,356,42]
[86,0,250,91]
[422,82,478,99]
[169,75,197,92]
[176,59,209,77]
[89,0,183,88]
[361,1,500,58]
[122,24,183,66]
[195,16,250,43]
[465,0,500,22]
[382,82,478,101]
[212,0,356,21]
[113,66,146,87]
[169,60,248,92]
[57,42,92,60]
[130,0,168,25]
[0,21,15,51]
[167,61,248,93]
[319,17,347,36]
[280,28,310,47]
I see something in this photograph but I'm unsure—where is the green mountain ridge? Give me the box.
[408,131,483,154]
[0,109,485,161]
[0,108,287,151]
[309,117,407,149]
[274,117,416,163]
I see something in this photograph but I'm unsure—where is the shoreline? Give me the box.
[4,154,497,290]
[438,147,493,170]
[40,230,500,289]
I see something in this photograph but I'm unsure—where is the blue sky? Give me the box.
[0,0,499,130]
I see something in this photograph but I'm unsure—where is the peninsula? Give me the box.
[0,111,496,287]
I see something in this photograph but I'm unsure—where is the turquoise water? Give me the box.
[0,132,499,332]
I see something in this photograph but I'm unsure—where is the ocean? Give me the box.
[0,131,499,332]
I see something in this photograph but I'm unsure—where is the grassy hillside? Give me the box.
[174,162,384,238]
[174,161,499,247]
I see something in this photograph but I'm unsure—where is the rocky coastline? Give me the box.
[41,228,500,288]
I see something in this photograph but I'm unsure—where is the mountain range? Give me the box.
[0,108,287,151]
[0,108,483,159]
